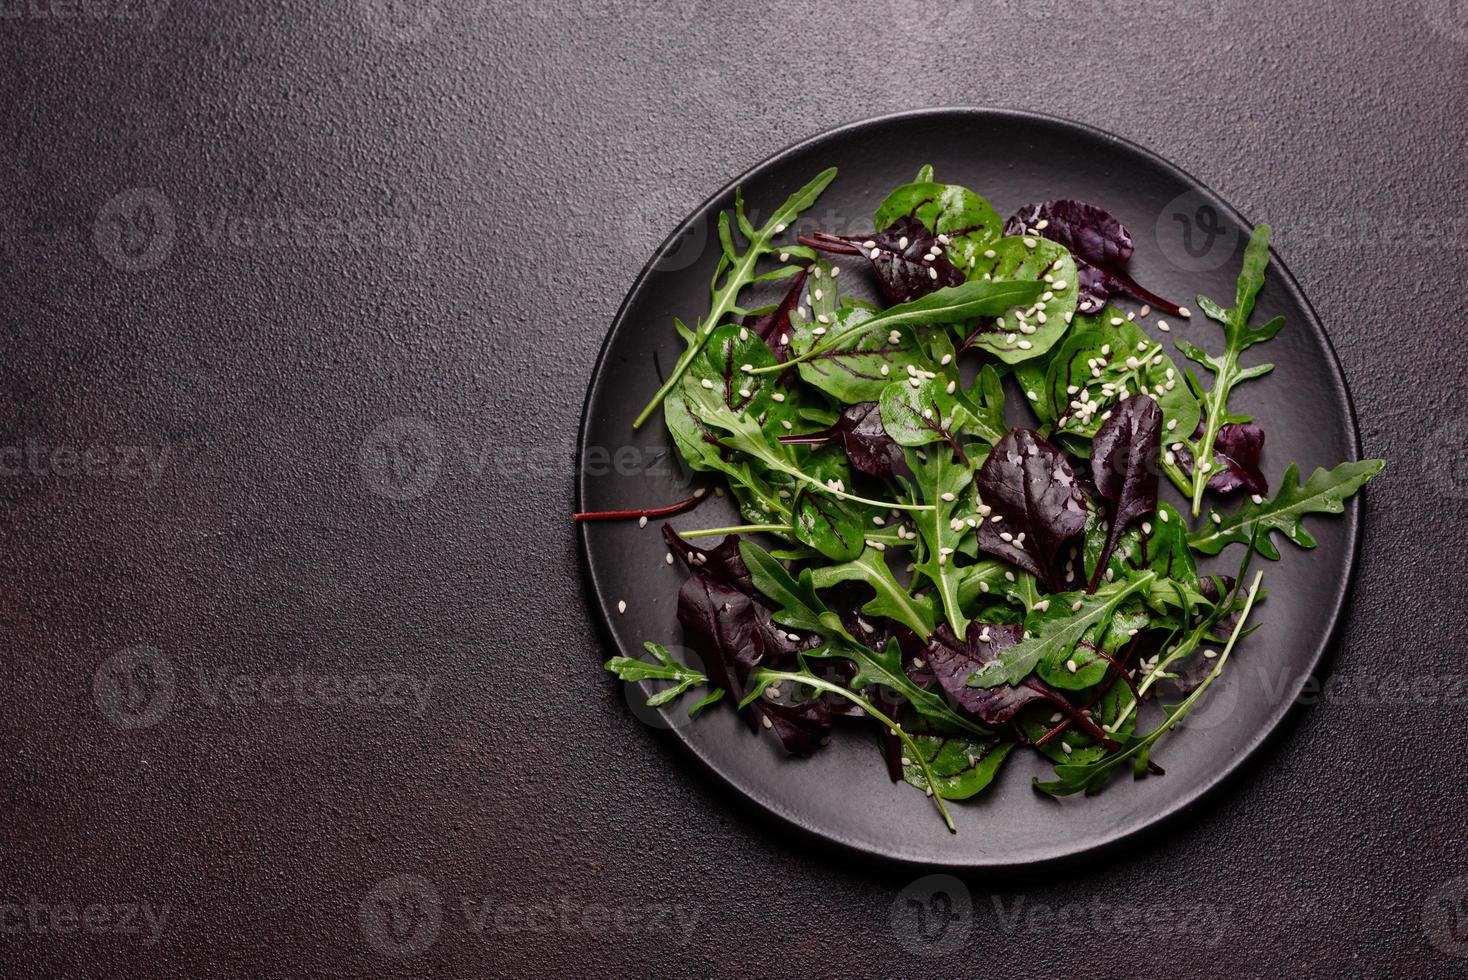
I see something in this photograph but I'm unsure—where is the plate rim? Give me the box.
[575,106,1366,869]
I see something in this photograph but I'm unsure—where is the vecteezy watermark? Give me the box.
[92,188,437,273]
[0,0,171,30]
[360,874,442,959]
[1424,417,1468,499]
[1424,875,1468,958]
[355,0,443,42]
[890,875,973,958]
[359,874,700,958]
[1155,189,1241,273]
[359,417,444,501]
[0,897,169,945]
[358,417,695,501]
[0,439,172,486]
[991,894,1228,947]
[1422,0,1468,43]
[93,647,435,730]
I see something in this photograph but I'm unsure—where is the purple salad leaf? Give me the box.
[662,525,753,595]
[925,623,1118,746]
[799,216,965,304]
[1174,421,1268,496]
[743,265,811,363]
[1004,200,1182,316]
[778,401,905,478]
[1088,395,1162,592]
[755,696,833,756]
[974,429,1089,591]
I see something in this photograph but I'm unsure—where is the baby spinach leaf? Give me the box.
[1088,395,1162,591]
[790,487,866,561]
[1004,199,1181,315]
[879,378,987,450]
[1189,459,1386,559]
[974,429,1089,590]
[898,716,1014,800]
[1041,307,1199,442]
[962,237,1079,364]
[1174,420,1268,496]
[810,547,936,638]
[792,307,930,403]
[905,447,977,636]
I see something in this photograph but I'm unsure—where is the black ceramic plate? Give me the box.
[577,108,1363,868]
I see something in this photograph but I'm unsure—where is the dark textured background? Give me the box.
[1,1,1465,977]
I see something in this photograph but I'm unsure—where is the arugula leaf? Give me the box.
[1189,459,1385,559]
[810,547,936,638]
[605,643,723,715]
[961,237,1080,364]
[1034,571,1263,796]
[1177,224,1284,515]
[738,538,827,633]
[634,168,837,428]
[1088,395,1162,591]
[966,572,1156,688]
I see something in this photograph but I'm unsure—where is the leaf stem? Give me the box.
[572,489,709,522]
[674,523,787,538]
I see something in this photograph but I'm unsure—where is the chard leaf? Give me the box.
[810,547,936,638]
[778,401,904,478]
[962,237,1080,364]
[1004,199,1181,315]
[790,487,866,561]
[801,216,966,303]
[871,176,1004,270]
[1174,421,1268,496]
[635,167,837,428]
[1189,460,1385,559]
[966,572,1156,688]
[744,264,811,363]
[1088,395,1162,591]
[974,429,1088,590]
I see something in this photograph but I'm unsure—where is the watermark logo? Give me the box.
[0,897,170,944]
[1424,875,1468,958]
[360,874,442,958]
[1155,189,1240,273]
[1423,0,1468,42]
[359,417,443,501]
[622,195,709,274]
[890,874,972,958]
[93,188,176,273]
[0,0,171,29]
[1425,417,1468,499]
[92,646,176,730]
[0,440,172,485]
[356,0,442,42]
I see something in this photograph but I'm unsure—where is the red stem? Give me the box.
[572,489,708,523]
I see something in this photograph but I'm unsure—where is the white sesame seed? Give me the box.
[879,364,890,376]
[1166,419,1177,431]
[830,266,840,278]
[1000,531,1013,542]
[1139,304,1151,317]
[1199,460,1212,473]
[909,377,921,387]
[984,248,996,258]
[1027,390,1038,401]
[738,388,751,398]
[928,266,938,280]
[1212,513,1222,524]
[1179,306,1192,318]
[772,392,786,403]
[898,236,909,249]
[1004,571,1015,582]
[1157,320,1170,332]
[1110,317,1123,326]
[869,248,881,260]
[1018,340,1033,350]
[741,363,754,373]
[816,314,830,324]
[781,420,792,430]
[617,600,627,614]
[940,492,956,502]
[1159,510,1169,523]
[665,552,674,564]
[812,327,827,336]
[1252,494,1264,504]
[862,240,876,249]
[1204,649,1218,659]
[937,233,950,244]
[701,379,715,389]
[1071,599,1084,612]
[774,223,786,234]
[1066,659,1078,673]
[638,515,649,528]
[1053,280,1068,290]
[1023,237,1037,248]
[761,715,772,729]
[946,380,957,394]
[779,252,789,262]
